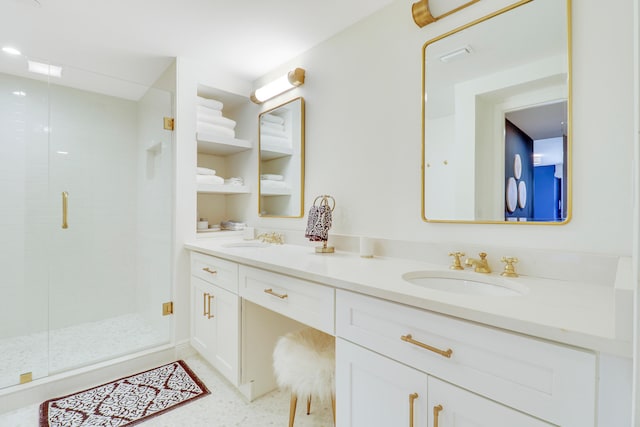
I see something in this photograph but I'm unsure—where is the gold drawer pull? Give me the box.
[409,393,418,427]
[264,288,288,299]
[202,267,217,275]
[433,404,443,427]
[401,334,453,358]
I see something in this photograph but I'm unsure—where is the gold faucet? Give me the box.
[465,252,491,273]
[448,252,465,270]
[500,257,519,277]
[256,232,284,244]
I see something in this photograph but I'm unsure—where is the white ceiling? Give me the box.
[1,0,395,91]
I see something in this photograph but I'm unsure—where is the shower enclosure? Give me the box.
[0,62,174,389]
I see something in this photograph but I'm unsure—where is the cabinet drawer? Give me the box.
[239,265,334,334]
[336,289,595,427]
[191,252,238,294]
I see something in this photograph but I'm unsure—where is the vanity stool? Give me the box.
[272,327,336,427]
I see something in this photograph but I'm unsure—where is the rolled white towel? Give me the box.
[197,96,223,110]
[197,122,236,138]
[198,114,237,130]
[197,167,216,176]
[261,113,285,125]
[197,175,225,185]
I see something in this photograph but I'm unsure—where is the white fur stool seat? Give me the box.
[272,328,336,426]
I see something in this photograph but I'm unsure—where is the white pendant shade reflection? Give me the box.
[251,68,305,104]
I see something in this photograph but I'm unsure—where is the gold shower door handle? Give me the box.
[433,404,443,427]
[409,393,418,427]
[401,334,453,358]
[61,192,69,229]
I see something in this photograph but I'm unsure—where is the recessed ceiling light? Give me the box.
[28,60,62,78]
[2,46,22,56]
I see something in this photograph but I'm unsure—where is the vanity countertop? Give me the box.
[185,238,631,357]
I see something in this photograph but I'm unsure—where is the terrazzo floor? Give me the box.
[0,354,334,427]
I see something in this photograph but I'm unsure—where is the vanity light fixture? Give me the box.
[250,68,305,104]
[2,46,22,56]
[28,60,62,78]
[412,0,480,28]
[439,46,472,63]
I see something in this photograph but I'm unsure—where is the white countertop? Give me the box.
[185,238,632,357]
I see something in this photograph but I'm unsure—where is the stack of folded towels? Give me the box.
[221,220,246,231]
[196,167,224,186]
[260,174,290,191]
[197,96,237,139]
[260,113,291,149]
[225,177,244,186]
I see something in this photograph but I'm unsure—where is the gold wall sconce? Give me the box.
[250,68,305,104]
[412,0,480,28]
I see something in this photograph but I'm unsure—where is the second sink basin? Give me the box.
[402,270,527,297]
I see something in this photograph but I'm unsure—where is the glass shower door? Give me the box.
[0,72,51,388]
[46,67,174,374]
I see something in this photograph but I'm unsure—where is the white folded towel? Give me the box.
[196,105,222,118]
[261,126,288,138]
[261,113,285,125]
[197,122,235,138]
[197,96,223,110]
[197,175,225,185]
[260,174,283,181]
[260,120,285,132]
[261,134,291,149]
[261,179,289,189]
[198,114,237,130]
[197,167,217,176]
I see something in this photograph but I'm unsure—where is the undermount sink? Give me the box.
[221,241,270,248]
[402,270,527,297]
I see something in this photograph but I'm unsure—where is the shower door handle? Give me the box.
[62,192,69,229]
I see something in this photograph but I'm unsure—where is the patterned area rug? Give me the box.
[39,360,209,427]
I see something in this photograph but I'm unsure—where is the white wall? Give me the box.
[235,0,634,257]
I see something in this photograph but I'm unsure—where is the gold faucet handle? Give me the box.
[448,252,465,270]
[500,257,519,277]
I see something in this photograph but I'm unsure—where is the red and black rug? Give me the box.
[39,360,209,426]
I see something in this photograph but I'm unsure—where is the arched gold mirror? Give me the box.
[422,0,571,224]
[258,97,305,217]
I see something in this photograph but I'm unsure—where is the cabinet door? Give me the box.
[190,276,240,385]
[427,377,553,427]
[336,338,428,427]
[191,276,215,359]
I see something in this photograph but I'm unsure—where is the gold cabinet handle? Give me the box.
[207,293,215,319]
[400,334,453,358]
[264,288,288,299]
[203,292,208,316]
[409,393,418,427]
[61,191,68,229]
[202,267,217,275]
[203,292,215,318]
[433,404,443,427]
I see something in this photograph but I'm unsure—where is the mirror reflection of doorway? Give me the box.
[504,101,567,222]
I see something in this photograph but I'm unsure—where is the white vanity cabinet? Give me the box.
[190,252,240,385]
[336,289,596,427]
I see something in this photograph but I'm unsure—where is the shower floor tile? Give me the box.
[0,354,334,427]
[0,313,167,389]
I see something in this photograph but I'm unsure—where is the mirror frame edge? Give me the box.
[257,96,306,218]
[420,0,573,225]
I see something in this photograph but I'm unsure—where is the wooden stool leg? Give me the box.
[332,394,336,426]
[306,395,312,415]
[289,393,298,427]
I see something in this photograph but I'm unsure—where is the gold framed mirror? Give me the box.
[258,97,305,217]
[422,0,571,224]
